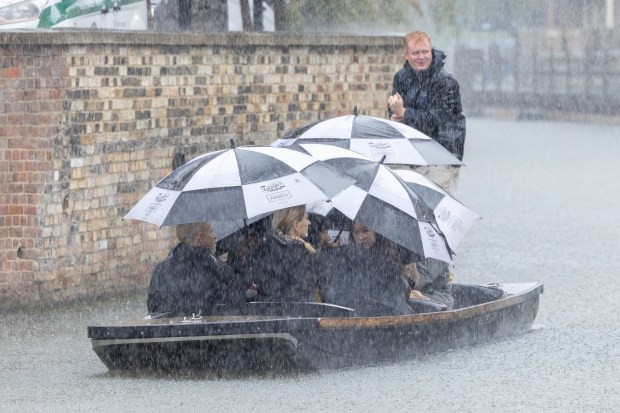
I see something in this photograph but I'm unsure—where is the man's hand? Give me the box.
[402,262,418,288]
[388,93,405,121]
[409,290,429,301]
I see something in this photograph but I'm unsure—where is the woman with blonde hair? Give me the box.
[246,205,323,302]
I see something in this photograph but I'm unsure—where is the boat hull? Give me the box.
[88,283,542,372]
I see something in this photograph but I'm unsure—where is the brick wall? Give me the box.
[0,31,402,311]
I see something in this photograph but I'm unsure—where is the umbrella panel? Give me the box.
[163,186,247,226]
[278,120,321,140]
[157,150,226,191]
[235,149,298,184]
[241,170,342,218]
[394,169,480,251]
[408,139,463,167]
[351,115,405,139]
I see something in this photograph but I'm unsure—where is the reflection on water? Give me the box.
[2,118,619,412]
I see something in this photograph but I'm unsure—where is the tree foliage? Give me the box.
[283,0,422,33]
[425,0,457,31]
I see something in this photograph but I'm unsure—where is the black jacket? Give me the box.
[147,242,240,316]
[247,234,322,303]
[320,245,413,316]
[390,48,466,161]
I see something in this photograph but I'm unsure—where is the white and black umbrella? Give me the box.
[393,169,480,251]
[302,144,453,264]
[272,113,462,166]
[124,145,356,228]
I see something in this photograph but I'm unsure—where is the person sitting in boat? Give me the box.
[218,216,270,278]
[347,222,454,310]
[382,233,454,310]
[245,205,323,303]
[412,257,455,310]
[147,221,243,316]
[307,214,341,251]
[320,222,414,316]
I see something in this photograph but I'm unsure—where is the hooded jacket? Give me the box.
[390,48,466,161]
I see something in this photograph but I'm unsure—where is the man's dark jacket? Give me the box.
[147,242,240,316]
[390,48,466,161]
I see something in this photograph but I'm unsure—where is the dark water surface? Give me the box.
[2,118,619,412]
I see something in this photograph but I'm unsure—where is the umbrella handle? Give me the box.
[334,221,348,242]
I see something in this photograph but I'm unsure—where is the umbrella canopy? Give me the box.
[208,213,272,242]
[393,169,480,251]
[272,114,462,166]
[123,146,357,228]
[302,144,452,264]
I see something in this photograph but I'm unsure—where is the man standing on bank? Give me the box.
[388,30,466,196]
[388,31,466,309]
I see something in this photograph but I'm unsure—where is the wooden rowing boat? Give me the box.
[87,282,543,372]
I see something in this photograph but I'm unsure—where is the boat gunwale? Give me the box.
[318,282,543,329]
[91,332,299,349]
[87,283,542,341]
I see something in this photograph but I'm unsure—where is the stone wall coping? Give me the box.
[0,29,402,48]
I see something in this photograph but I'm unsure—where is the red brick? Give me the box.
[7,205,24,215]
[4,67,22,78]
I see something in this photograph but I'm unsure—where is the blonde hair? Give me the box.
[404,31,432,49]
[176,222,211,244]
[272,205,316,253]
[272,205,307,236]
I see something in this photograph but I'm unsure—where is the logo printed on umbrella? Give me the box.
[266,191,293,202]
[143,193,169,217]
[368,142,395,159]
[155,193,169,203]
[261,181,286,193]
[368,142,392,149]
[424,226,436,238]
[436,207,451,222]
[145,203,161,217]
[261,181,293,203]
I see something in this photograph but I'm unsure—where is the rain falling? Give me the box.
[0,1,619,412]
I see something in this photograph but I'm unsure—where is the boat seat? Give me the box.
[452,284,505,309]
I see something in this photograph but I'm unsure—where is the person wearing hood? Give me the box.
[388,31,464,309]
[147,222,242,316]
[388,30,466,196]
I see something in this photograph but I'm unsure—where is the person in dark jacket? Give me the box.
[246,205,323,303]
[388,31,464,305]
[388,30,466,196]
[321,222,413,316]
[147,222,242,316]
